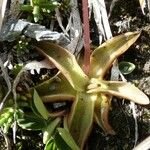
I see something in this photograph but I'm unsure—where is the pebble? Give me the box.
[138,77,150,96]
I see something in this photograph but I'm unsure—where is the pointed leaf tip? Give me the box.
[89,31,141,78]
[35,42,88,91]
[88,81,149,105]
[105,81,150,105]
[33,89,49,120]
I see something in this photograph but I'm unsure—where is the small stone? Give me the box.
[138,77,150,96]
[143,60,150,73]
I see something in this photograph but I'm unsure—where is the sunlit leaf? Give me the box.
[94,94,115,134]
[0,108,14,126]
[87,81,149,105]
[33,89,49,120]
[57,128,80,150]
[43,117,61,144]
[34,42,89,91]
[68,93,96,149]
[89,32,140,79]
[119,61,135,75]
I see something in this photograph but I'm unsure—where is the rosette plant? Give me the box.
[29,31,149,149]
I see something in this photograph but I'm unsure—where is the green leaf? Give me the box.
[43,117,61,144]
[3,117,13,133]
[68,93,95,149]
[44,137,59,150]
[40,3,59,11]
[0,108,14,127]
[89,31,140,79]
[94,94,115,135]
[32,74,76,102]
[34,42,89,91]
[87,80,150,105]
[20,5,33,12]
[57,128,80,150]
[33,89,49,120]
[119,61,135,75]
[17,114,47,130]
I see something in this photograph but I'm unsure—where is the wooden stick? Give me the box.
[82,0,91,75]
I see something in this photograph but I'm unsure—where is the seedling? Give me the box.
[20,0,59,22]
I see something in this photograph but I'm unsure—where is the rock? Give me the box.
[138,77,150,96]
[143,60,150,73]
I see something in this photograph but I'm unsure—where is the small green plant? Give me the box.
[20,0,59,22]
[0,108,14,133]
[0,108,23,134]
[18,89,79,149]
[119,61,136,75]
[14,36,31,54]
[15,31,149,149]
